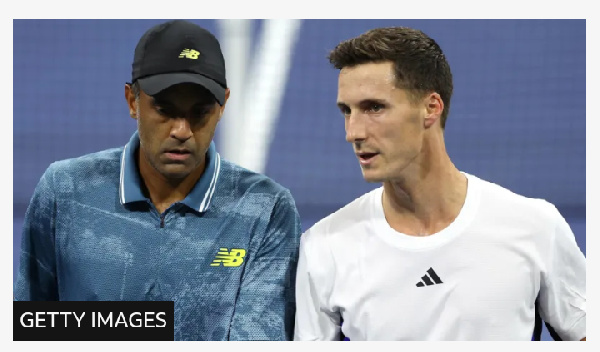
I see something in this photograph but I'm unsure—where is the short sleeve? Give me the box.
[537,206,586,341]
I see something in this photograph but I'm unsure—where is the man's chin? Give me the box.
[159,165,194,180]
[361,169,385,183]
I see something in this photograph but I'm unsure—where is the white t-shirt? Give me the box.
[294,173,586,341]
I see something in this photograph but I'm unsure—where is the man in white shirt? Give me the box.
[293,26,586,341]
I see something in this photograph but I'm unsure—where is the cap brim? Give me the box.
[137,73,226,105]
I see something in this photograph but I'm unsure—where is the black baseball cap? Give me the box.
[131,20,227,105]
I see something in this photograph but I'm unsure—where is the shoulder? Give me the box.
[467,173,561,225]
[216,160,301,243]
[218,159,293,199]
[298,188,380,280]
[214,159,299,219]
[42,147,123,191]
[47,147,123,176]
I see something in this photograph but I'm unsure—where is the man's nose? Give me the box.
[170,117,193,142]
[345,113,367,143]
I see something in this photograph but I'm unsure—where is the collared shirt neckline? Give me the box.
[118,131,221,213]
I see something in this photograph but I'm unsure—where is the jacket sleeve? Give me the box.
[14,164,59,301]
[228,189,302,340]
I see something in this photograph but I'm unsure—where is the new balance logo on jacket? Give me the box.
[416,267,443,287]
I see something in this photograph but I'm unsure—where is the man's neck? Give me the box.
[137,149,205,214]
[381,134,468,237]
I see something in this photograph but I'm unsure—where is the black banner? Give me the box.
[14,301,174,341]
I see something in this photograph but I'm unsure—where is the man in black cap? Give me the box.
[14,20,302,341]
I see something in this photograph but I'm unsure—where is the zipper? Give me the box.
[147,200,167,228]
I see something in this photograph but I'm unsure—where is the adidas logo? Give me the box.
[416,267,443,287]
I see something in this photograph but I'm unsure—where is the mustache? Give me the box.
[161,143,194,154]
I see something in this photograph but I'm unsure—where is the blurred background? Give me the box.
[13,19,585,340]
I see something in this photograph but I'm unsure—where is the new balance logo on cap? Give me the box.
[416,267,443,287]
[179,48,200,59]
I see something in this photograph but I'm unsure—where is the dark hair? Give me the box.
[328,27,453,128]
[131,81,141,100]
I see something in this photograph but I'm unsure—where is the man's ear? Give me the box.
[217,88,231,121]
[125,83,137,119]
[424,92,444,129]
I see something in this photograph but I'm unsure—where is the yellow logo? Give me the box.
[210,248,246,267]
[178,49,200,59]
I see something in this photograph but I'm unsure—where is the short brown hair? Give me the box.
[328,27,453,128]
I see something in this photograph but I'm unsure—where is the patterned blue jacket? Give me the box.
[14,131,302,340]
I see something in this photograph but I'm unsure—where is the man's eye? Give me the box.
[368,104,384,113]
[155,105,175,116]
[154,105,167,114]
[192,107,210,117]
[188,107,214,122]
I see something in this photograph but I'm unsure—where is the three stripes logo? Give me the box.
[210,248,246,267]
[416,267,443,287]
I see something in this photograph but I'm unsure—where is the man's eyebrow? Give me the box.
[194,97,217,106]
[358,98,387,105]
[337,99,387,108]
